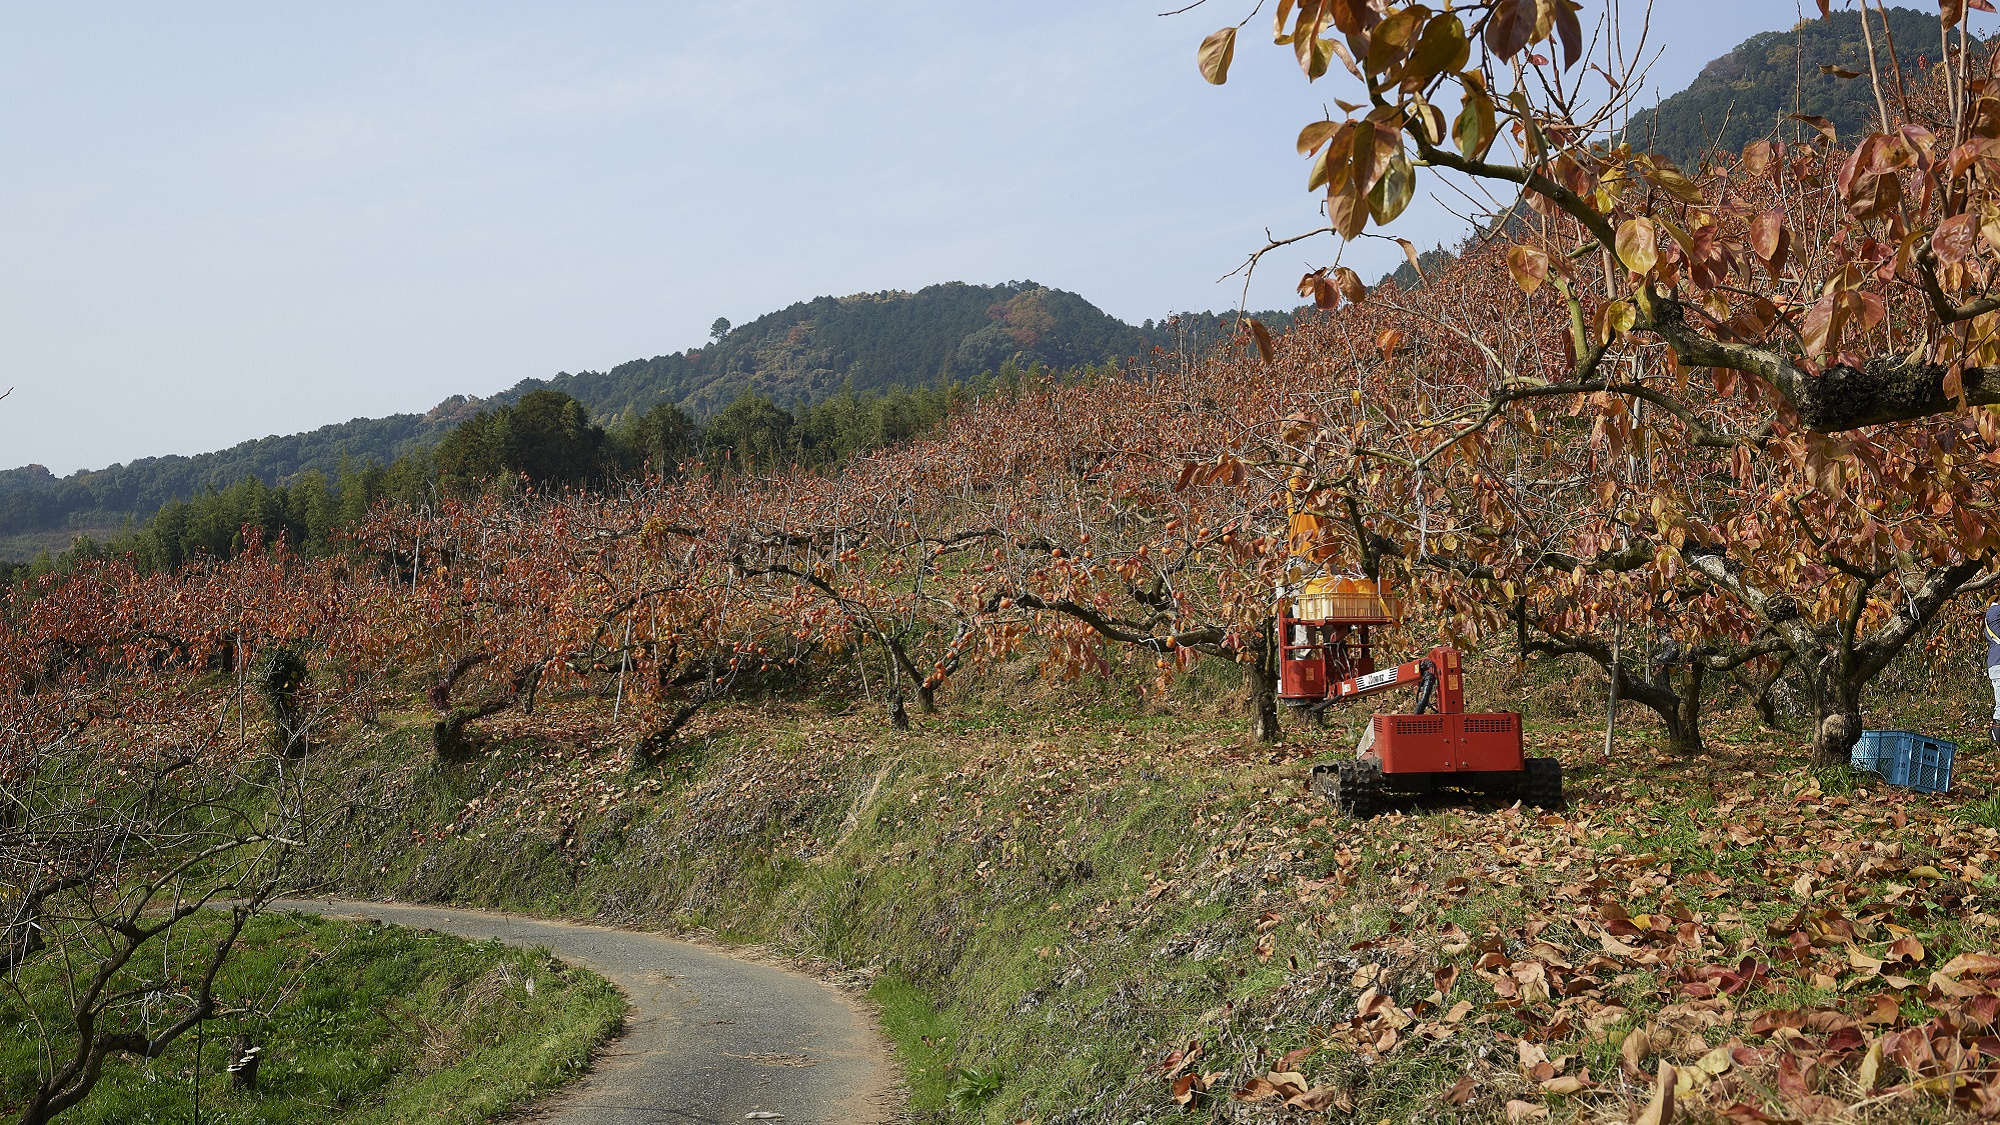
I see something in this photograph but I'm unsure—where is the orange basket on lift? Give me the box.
[1291,575,1404,624]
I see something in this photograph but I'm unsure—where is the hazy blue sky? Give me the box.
[2,2,1989,474]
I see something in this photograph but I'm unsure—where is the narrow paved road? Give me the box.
[276,898,901,1125]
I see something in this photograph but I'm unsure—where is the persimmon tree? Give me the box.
[0,548,342,1125]
[570,479,776,768]
[670,373,1302,741]
[1221,232,2000,761]
[3,741,303,1125]
[716,441,1009,720]
[352,496,593,760]
[975,375,1297,738]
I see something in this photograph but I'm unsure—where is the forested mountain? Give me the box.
[0,411,463,559]
[1624,7,1958,167]
[0,282,1282,557]
[494,282,1160,423]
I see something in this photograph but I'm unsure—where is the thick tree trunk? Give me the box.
[1247,667,1280,742]
[1806,662,1865,766]
[1660,662,1706,756]
[428,654,542,762]
[1811,709,1865,766]
[432,702,508,762]
[1245,631,1280,742]
[1518,623,1713,754]
[1615,667,1701,755]
[883,638,936,714]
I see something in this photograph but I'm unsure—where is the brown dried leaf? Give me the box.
[1248,319,1276,365]
[1857,1038,1882,1091]
[1622,1027,1650,1075]
[1788,112,1837,144]
[1942,951,2000,976]
[1197,27,1237,84]
[1633,1059,1677,1125]
[1444,1074,1476,1105]
[1334,266,1367,304]
[1541,1074,1589,1094]
[1507,245,1549,295]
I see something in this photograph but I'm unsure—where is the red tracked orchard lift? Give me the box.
[1277,576,1563,816]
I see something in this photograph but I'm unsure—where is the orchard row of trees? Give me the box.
[25,0,2000,766]
[17,0,2000,787]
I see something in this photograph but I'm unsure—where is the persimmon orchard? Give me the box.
[24,5,2000,1123]
[13,300,2000,775]
[14,2,2000,786]
[0,541,362,1125]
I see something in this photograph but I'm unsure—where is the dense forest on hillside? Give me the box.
[0,283,1291,558]
[0,376,1000,583]
[1624,7,1963,165]
[0,412,458,559]
[499,282,1155,420]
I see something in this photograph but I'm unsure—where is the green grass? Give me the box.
[0,911,624,1124]
[946,1063,1004,1114]
[869,973,960,1111]
[1958,792,2000,829]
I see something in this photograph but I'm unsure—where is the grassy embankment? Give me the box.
[282,643,2000,1123]
[0,911,624,1124]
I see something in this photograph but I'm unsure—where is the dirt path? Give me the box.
[276,898,901,1125]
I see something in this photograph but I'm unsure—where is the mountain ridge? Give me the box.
[1623,6,1957,167]
[0,282,1282,557]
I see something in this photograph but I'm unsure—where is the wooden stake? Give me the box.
[612,612,633,722]
[1605,620,1621,759]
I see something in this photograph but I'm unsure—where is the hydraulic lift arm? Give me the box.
[1327,646,1465,714]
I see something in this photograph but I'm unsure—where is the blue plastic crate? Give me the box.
[1851,729,1956,793]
